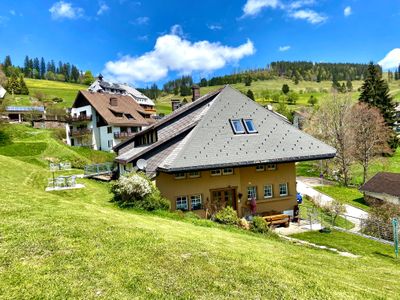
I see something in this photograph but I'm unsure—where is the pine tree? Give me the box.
[346,79,353,92]
[246,89,255,100]
[33,58,40,78]
[359,62,398,149]
[5,73,21,95]
[19,75,29,95]
[3,55,12,76]
[24,56,30,77]
[40,57,46,79]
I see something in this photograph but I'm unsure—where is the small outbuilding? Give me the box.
[359,172,400,205]
[0,85,6,99]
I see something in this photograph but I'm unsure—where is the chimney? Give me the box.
[171,99,181,112]
[191,85,200,102]
[98,74,104,81]
[110,97,118,106]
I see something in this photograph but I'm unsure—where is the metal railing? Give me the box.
[70,129,92,136]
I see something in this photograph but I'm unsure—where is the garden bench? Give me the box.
[263,214,290,228]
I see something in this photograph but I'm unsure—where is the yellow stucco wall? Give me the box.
[156,163,297,217]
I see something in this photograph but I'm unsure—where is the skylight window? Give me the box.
[230,119,245,134]
[244,119,257,133]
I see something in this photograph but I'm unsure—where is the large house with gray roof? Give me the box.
[114,85,336,218]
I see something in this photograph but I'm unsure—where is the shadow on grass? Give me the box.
[353,197,368,206]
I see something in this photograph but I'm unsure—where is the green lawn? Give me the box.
[291,230,396,259]
[299,198,355,230]
[314,185,368,211]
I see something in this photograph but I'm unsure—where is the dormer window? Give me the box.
[244,119,257,133]
[230,119,245,134]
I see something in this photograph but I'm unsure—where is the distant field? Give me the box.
[155,78,400,114]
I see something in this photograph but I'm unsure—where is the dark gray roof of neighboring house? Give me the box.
[359,172,400,197]
[116,85,336,173]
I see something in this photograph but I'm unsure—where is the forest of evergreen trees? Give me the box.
[1,55,94,85]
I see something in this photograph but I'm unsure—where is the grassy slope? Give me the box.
[4,78,87,108]
[0,126,400,298]
[1,155,400,299]
[314,186,369,211]
[155,78,400,114]
[291,230,395,258]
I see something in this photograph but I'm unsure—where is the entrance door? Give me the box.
[211,188,237,210]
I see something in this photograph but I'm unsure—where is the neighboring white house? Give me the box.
[88,75,156,115]
[66,90,154,152]
[0,85,6,99]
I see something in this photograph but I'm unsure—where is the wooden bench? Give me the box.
[262,214,290,228]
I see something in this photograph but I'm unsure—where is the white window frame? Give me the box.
[174,172,186,179]
[188,171,200,178]
[267,163,277,170]
[243,119,257,134]
[279,183,288,197]
[176,196,188,211]
[247,186,257,200]
[211,169,221,176]
[230,119,246,134]
[256,165,265,172]
[190,194,202,210]
[264,184,273,199]
[222,168,233,175]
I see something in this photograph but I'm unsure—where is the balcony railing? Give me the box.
[70,129,92,137]
[114,132,136,140]
[144,108,157,114]
[67,115,92,122]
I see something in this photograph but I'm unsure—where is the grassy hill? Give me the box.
[155,78,400,115]
[0,124,400,299]
[3,77,400,116]
[3,78,87,109]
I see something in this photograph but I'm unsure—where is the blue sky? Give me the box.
[0,0,400,87]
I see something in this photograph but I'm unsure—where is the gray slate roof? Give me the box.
[116,85,336,174]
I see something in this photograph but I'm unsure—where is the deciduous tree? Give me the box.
[350,103,390,184]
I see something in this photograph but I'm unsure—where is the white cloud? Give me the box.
[288,0,315,10]
[133,16,149,25]
[49,1,84,20]
[378,48,400,69]
[9,10,16,16]
[344,6,352,17]
[289,9,327,24]
[97,2,109,15]
[279,45,291,52]
[207,24,222,31]
[103,26,255,83]
[137,35,148,41]
[242,0,281,17]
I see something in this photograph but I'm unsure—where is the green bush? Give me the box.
[214,206,240,226]
[250,216,270,234]
[111,172,170,211]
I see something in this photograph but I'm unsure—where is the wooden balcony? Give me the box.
[114,132,135,140]
[67,115,92,123]
[70,129,92,137]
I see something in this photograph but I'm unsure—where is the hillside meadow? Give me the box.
[0,124,400,299]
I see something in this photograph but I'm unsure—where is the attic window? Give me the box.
[244,119,257,134]
[125,114,134,120]
[112,111,123,118]
[230,119,245,134]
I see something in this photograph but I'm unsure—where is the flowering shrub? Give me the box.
[111,172,170,211]
[214,207,240,226]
